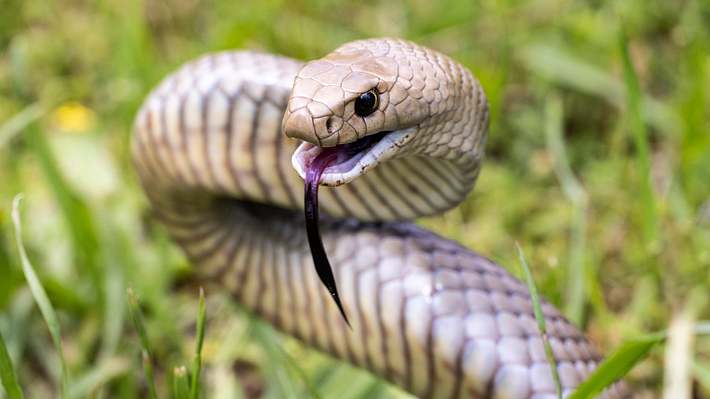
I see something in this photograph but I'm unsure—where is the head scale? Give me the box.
[282,38,454,148]
[285,38,488,191]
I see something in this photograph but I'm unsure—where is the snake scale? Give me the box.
[132,38,628,398]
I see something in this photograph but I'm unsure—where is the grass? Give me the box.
[11,196,68,398]
[0,0,709,397]
[127,285,208,399]
[516,243,562,398]
[126,288,158,399]
[619,29,658,252]
[570,333,664,398]
[544,95,588,327]
[0,330,22,399]
[189,289,206,399]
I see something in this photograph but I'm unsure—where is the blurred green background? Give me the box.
[1,0,709,397]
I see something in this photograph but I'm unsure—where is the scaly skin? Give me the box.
[133,39,628,398]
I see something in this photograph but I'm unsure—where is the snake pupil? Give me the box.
[354,90,378,117]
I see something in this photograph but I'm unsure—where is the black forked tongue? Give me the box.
[303,132,390,327]
[304,146,351,327]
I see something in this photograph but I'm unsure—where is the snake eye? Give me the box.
[354,90,379,117]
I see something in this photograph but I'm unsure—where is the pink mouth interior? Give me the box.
[303,131,389,325]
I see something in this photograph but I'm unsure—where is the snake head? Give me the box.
[284,38,456,187]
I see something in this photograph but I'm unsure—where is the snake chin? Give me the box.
[291,128,414,186]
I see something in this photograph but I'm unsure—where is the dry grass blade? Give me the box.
[11,194,69,398]
[663,311,695,398]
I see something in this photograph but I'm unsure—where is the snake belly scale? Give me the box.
[132,38,627,398]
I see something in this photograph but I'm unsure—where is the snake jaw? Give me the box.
[291,128,414,187]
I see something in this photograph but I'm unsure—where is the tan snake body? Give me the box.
[132,38,627,398]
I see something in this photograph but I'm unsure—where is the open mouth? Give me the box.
[291,129,412,187]
[293,128,413,325]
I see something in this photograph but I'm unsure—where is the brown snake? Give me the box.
[132,38,627,398]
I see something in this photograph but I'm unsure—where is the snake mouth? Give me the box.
[292,128,413,187]
[295,128,413,324]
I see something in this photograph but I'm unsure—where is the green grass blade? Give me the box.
[11,194,69,399]
[0,103,45,149]
[141,351,158,399]
[569,322,709,398]
[2,292,33,367]
[96,221,128,363]
[127,288,152,357]
[317,364,383,399]
[126,288,158,399]
[515,243,562,399]
[173,366,190,399]
[569,333,664,399]
[544,96,589,326]
[99,255,124,361]
[25,125,103,305]
[619,31,659,252]
[520,43,680,135]
[248,318,321,399]
[68,357,130,399]
[0,329,24,399]
[189,288,206,399]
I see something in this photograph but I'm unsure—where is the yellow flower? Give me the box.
[51,102,96,134]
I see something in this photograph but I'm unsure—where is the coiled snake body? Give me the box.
[133,38,626,398]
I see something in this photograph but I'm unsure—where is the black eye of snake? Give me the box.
[354,90,379,117]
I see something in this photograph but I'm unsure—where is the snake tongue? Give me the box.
[302,132,391,326]
[304,147,351,327]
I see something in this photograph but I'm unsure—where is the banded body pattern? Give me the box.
[133,44,627,398]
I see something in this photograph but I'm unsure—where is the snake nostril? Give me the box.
[326,117,342,135]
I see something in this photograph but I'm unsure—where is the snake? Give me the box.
[132,38,628,398]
